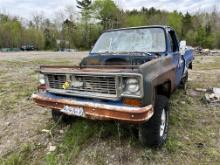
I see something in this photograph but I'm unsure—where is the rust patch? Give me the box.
[32,94,153,124]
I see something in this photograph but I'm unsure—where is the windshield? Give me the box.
[91,28,166,54]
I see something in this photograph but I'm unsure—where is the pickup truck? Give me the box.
[32,25,194,147]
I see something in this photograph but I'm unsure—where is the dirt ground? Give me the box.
[0,51,220,164]
[0,51,87,156]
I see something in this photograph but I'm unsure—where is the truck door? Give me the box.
[168,30,185,86]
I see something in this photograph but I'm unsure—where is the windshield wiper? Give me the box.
[93,51,154,56]
[124,51,152,56]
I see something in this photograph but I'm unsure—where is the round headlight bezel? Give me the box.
[39,74,46,85]
[124,77,140,94]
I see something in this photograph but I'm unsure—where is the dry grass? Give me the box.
[0,52,219,164]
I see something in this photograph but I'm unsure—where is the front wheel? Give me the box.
[139,95,169,147]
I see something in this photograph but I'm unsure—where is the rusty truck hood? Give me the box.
[40,53,159,74]
[80,54,158,66]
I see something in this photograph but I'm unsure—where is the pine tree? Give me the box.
[76,0,92,48]
[76,0,92,11]
[182,12,193,38]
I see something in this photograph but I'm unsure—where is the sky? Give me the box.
[0,0,219,19]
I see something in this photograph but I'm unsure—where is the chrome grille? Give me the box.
[46,74,117,97]
[47,74,66,89]
[71,75,116,95]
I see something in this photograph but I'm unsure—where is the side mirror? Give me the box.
[179,40,186,55]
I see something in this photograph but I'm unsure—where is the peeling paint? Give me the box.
[32,93,153,124]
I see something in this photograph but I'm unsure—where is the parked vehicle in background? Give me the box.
[21,44,36,51]
[32,25,194,147]
[0,48,21,52]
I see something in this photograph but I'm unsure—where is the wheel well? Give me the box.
[189,62,192,69]
[155,81,171,98]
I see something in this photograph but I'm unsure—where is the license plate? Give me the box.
[61,106,85,117]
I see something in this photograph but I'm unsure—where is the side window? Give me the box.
[168,30,179,52]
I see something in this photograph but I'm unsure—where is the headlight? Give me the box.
[39,74,46,84]
[121,75,142,97]
[125,78,140,93]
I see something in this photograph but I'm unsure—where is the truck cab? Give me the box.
[32,25,194,147]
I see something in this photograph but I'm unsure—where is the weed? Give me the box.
[0,144,33,165]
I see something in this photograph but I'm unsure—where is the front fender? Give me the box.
[139,55,176,105]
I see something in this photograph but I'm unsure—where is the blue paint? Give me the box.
[184,48,194,67]
[165,28,187,86]
[40,92,131,107]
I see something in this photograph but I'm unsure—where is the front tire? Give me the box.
[139,95,169,147]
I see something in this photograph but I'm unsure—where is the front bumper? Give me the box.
[32,93,154,124]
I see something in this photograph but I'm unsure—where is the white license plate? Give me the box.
[61,106,85,117]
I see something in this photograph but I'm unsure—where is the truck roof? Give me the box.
[105,25,172,32]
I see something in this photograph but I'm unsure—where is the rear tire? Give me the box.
[51,110,73,124]
[138,95,169,147]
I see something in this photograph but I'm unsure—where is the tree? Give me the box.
[214,31,220,48]
[76,0,92,48]
[167,11,182,37]
[0,16,23,48]
[32,12,45,30]
[124,14,146,27]
[93,0,121,30]
[44,28,56,50]
[182,12,193,37]
[1,3,220,50]
[76,0,92,10]
[21,27,44,49]
[63,19,76,49]
[0,14,9,23]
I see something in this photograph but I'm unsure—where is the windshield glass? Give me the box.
[91,28,166,54]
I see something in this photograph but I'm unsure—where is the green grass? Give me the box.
[0,144,34,165]
[42,87,219,164]
[45,120,99,164]
[44,119,132,165]
[194,56,220,70]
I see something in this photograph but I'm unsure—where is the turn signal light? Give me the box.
[122,98,142,107]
